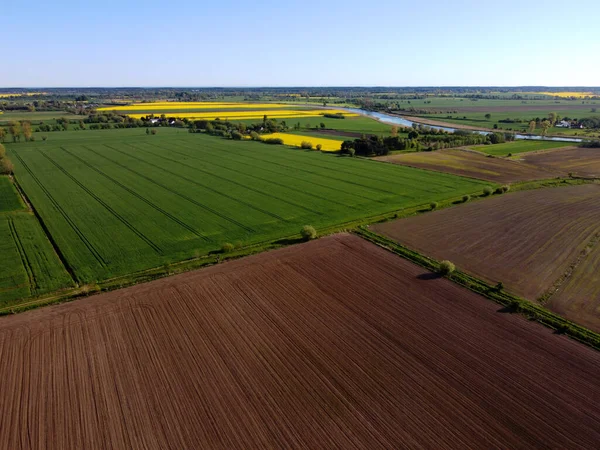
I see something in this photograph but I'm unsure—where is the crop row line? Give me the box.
[7,218,37,296]
[176,138,395,196]
[38,150,163,254]
[12,152,108,268]
[192,138,405,191]
[151,141,367,209]
[97,145,254,233]
[63,146,209,242]
[125,141,320,217]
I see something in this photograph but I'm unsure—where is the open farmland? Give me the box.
[1,233,599,449]
[6,129,486,293]
[376,148,560,183]
[471,140,574,156]
[523,146,600,177]
[372,185,600,324]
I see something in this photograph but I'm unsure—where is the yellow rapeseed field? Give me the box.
[126,110,358,120]
[529,92,596,99]
[98,102,293,111]
[260,133,343,152]
[0,92,45,98]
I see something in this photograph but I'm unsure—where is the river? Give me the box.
[341,108,584,143]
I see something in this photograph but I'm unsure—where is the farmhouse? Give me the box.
[556,120,571,128]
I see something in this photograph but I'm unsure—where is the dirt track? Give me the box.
[1,233,600,449]
[377,148,561,183]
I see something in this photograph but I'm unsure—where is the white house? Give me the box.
[556,120,571,128]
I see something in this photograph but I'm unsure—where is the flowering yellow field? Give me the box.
[530,92,596,98]
[98,102,293,111]
[127,110,358,120]
[261,133,343,151]
[0,92,45,98]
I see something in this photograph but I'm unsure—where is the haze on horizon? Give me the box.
[3,0,599,88]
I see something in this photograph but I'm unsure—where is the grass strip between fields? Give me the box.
[354,227,600,351]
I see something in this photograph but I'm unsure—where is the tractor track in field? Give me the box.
[61,146,209,241]
[126,141,322,217]
[11,152,108,268]
[99,145,257,232]
[38,150,163,255]
[164,139,374,207]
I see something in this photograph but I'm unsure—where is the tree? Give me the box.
[8,122,21,142]
[319,122,325,129]
[300,141,313,150]
[391,126,399,137]
[150,129,157,135]
[221,242,235,253]
[484,113,491,120]
[0,157,13,174]
[540,120,551,136]
[548,112,558,125]
[408,130,419,140]
[483,186,493,196]
[0,143,5,159]
[21,121,32,142]
[300,225,317,241]
[438,260,455,276]
[430,201,438,210]
[528,120,536,134]
[0,127,5,142]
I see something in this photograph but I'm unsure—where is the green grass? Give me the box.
[471,140,574,156]
[0,212,74,305]
[7,129,487,287]
[0,176,25,212]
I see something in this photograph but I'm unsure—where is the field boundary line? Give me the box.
[354,227,600,351]
[11,152,107,270]
[38,150,163,254]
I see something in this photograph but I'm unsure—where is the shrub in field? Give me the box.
[495,187,503,194]
[483,186,493,196]
[430,201,438,210]
[221,242,235,253]
[495,281,504,291]
[347,148,355,157]
[264,138,283,145]
[231,131,243,140]
[300,225,317,241]
[250,131,262,141]
[300,141,313,150]
[151,129,157,135]
[438,260,455,275]
[0,144,5,159]
[462,195,470,203]
[316,144,322,151]
[501,185,510,193]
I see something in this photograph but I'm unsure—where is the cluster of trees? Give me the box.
[580,117,600,129]
[0,122,34,143]
[341,136,392,156]
[0,144,13,174]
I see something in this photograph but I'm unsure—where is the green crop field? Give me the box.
[7,129,487,289]
[471,140,574,157]
[0,177,25,212]
[0,178,73,304]
[237,116,394,135]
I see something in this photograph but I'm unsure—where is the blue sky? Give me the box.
[3,0,599,87]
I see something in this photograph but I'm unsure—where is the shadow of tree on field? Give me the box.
[416,272,442,280]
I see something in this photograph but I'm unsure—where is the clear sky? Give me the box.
[3,0,600,87]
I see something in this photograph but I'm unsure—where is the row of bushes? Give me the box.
[0,144,13,174]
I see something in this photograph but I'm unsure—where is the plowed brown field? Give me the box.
[372,184,600,303]
[377,148,560,183]
[523,147,600,178]
[1,234,600,449]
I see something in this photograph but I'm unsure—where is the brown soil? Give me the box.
[523,147,600,178]
[1,233,600,449]
[377,148,561,183]
[372,184,600,304]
